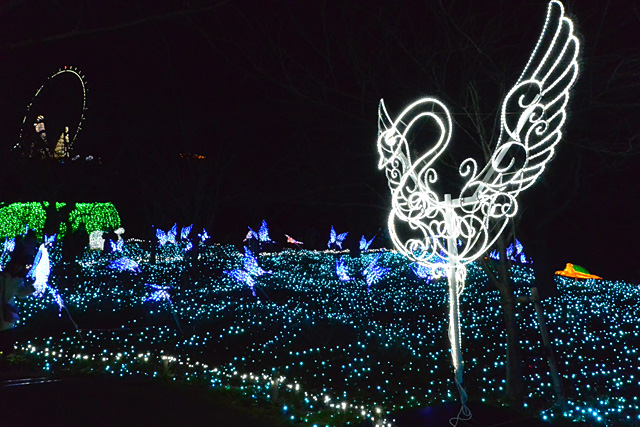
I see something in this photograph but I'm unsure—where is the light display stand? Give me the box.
[443,194,468,416]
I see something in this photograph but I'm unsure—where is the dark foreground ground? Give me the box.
[0,360,287,427]
[0,361,575,427]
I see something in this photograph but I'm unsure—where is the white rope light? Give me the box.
[376,1,580,421]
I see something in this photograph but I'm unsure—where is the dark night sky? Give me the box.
[1,0,639,280]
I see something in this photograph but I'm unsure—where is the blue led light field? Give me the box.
[12,241,640,426]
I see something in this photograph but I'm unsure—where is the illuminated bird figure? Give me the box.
[377,0,580,416]
[285,234,303,248]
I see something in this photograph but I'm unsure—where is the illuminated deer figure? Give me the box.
[377,0,579,417]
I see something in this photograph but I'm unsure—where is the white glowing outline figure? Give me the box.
[15,66,88,153]
[376,0,579,412]
[27,237,65,312]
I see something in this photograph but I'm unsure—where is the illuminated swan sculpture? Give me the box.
[377,0,580,414]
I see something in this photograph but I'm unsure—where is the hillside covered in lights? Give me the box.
[10,239,640,426]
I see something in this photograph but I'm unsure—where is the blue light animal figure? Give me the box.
[224,269,256,297]
[224,246,270,297]
[156,223,179,246]
[166,223,178,245]
[181,225,193,241]
[359,235,375,251]
[412,263,434,280]
[144,284,182,333]
[489,239,532,265]
[363,253,390,292]
[145,284,172,303]
[110,239,124,252]
[199,228,210,243]
[327,226,348,250]
[257,220,274,243]
[336,257,352,282]
[156,228,169,247]
[181,225,193,251]
[107,257,141,274]
[243,246,271,276]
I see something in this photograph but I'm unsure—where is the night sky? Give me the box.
[1,0,639,280]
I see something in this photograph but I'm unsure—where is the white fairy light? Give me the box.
[376,0,580,418]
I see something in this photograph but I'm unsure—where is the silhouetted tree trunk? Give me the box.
[479,232,524,403]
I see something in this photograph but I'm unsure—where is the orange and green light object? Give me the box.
[555,263,602,280]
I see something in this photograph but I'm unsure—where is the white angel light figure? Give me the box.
[376,0,580,415]
[27,235,65,312]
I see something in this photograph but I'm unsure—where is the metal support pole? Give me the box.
[444,194,464,388]
[444,194,471,427]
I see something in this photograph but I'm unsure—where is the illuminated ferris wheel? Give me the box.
[15,66,88,160]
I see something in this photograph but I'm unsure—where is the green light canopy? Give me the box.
[0,202,121,238]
